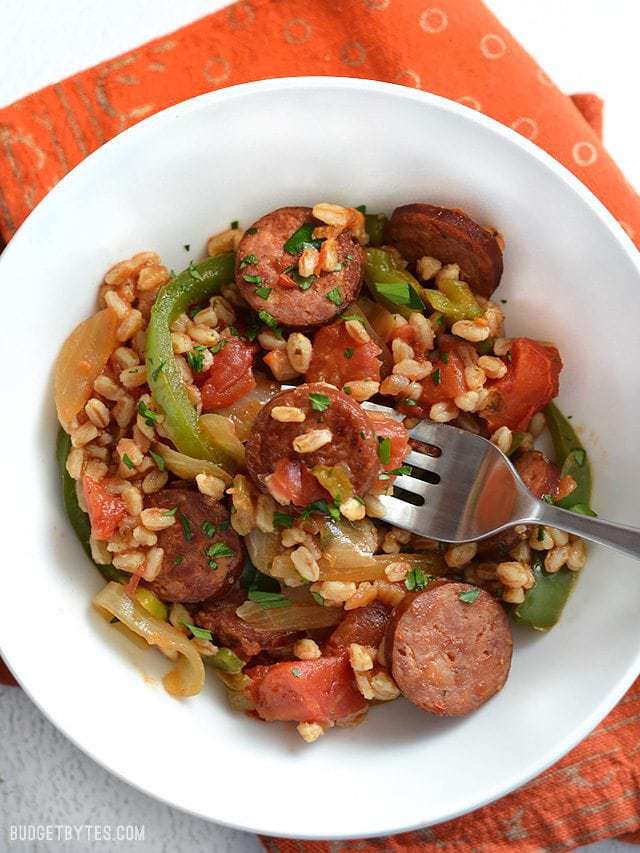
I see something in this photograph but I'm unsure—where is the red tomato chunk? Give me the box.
[82,476,126,540]
[267,459,329,507]
[481,338,562,432]
[200,338,256,411]
[306,322,382,387]
[246,656,368,723]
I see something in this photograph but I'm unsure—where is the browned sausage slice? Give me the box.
[235,206,364,328]
[146,489,243,603]
[325,601,391,654]
[386,582,512,715]
[384,204,503,298]
[245,382,381,500]
[477,449,561,559]
[194,594,300,659]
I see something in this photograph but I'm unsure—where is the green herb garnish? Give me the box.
[239,254,257,268]
[122,454,135,470]
[255,286,272,300]
[243,273,262,285]
[405,568,429,591]
[291,667,302,678]
[459,588,481,604]
[246,226,258,235]
[377,437,391,466]
[183,622,213,641]
[273,512,294,529]
[431,368,441,386]
[258,310,279,330]
[149,449,166,472]
[201,521,216,538]
[344,347,354,359]
[283,222,322,255]
[374,281,422,309]
[178,509,193,542]
[231,220,239,229]
[326,287,343,307]
[151,360,165,381]
[137,400,158,427]
[247,590,292,609]
[309,392,331,412]
[206,542,234,559]
[187,345,207,372]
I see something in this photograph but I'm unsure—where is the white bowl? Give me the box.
[1,77,639,840]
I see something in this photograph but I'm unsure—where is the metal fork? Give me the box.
[364,403,640,559]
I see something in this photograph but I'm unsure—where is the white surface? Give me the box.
[2,76,640,841]
[0,3,639,851]
[0,0,638,189]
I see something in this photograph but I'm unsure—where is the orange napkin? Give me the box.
[1,0,640,848]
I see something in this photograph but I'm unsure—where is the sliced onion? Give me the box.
[236,600,342,630]
[54,308,118,430]
[198,413,245,467]
[244,527,282,574]
[153,442,232,484]
[318,516,379,567]
[216,373,279,441]
[319,552,447,582]
[93,582,205,697]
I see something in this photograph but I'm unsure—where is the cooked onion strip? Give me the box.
[199,413,246,467]
[153,442,232,485]
[319,553,446,581]
[93,582,205,697]
[236,600,342,630]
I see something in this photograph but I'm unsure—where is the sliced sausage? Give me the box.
[235,206,364,328]
[146,489,243,604]
[194,594,300,660]
[325,601,391,654]
[386,581,512,716]
[245,382,381,501]
[477,450,561,559]
[384,204,503,298]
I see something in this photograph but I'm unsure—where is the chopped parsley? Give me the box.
[340,313,361,322]
[405,567,429,592]
[149,449,166,472]
[177,509,193,542]
[403,399,417,407]
[201,521,216,538]
[459,588,481,604]
[254,286,272,300]
[537,526,545,542]
[541,494,554,504]
[188,261,204,281]
[183,622,213,641]
[244,325,260,342]
[326,287,343,307]
[258,310,279,330]
[247,589,292,609]
[506,351,513,363]
[344,347,354,359]
[440,351,449,363]
[246,226,258,235]
[242,273,263,285]
[374,281,422,309]
[218,519,230,531]
[137,400,158,427]
[230,220,239,229]
[377,436,391,466]
[291,667,302,678]
[311,592,325,606]
[431,368,441,386]
[283,222,322,255]
[273,512,294,529]
[379,464,412,480]
[151,360,165,381]
[187,345,207,372]
[122,454,135,470]
[301,499,340,521]
[163,507,178,516]
[291,271,315,291]
[209,339,226,355]
[173,555,184,566]
[309,392,331,412]
[239,254,257,268]
[206,542,235,559]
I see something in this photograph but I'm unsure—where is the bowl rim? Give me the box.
[1,75,640,841]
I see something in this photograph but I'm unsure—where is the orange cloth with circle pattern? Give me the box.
[1,1,640,850]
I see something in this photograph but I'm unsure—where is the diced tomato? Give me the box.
[306,322,382,386]
[82,476,126,540]
[276,272,298,289]
[366,411,410,471]
[389,323,429,359]
[418,335,467,408]
[267,459,329,507]
[514,450,560,499]
[246,656,368,723]
[200,338,257,411]
[481,338,562,432]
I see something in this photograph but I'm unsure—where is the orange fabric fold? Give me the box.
[1,0,639,849]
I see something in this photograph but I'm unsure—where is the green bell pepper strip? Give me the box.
[513,552,577,631]
[145,254,235,462]
[203,647,245,674]
[364,248,425,318]
[422,279,482,324]
[544,402,593,510]
[364,213,388,247]
[56,428,127,584]
[514,403,594,630]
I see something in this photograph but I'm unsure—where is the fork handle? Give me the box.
[527,502,640,561]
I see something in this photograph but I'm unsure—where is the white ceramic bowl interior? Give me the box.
[1,78,639,840]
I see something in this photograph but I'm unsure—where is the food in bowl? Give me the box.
[54,201,593,742]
